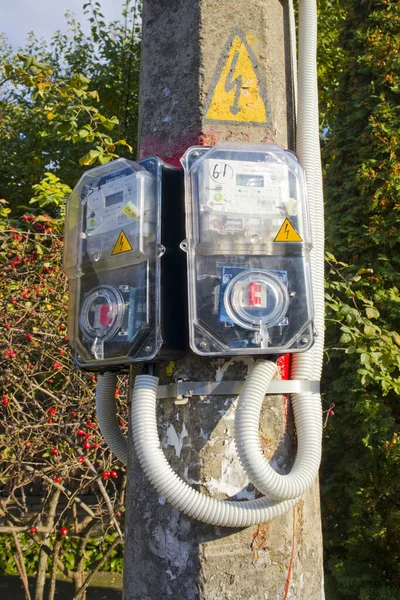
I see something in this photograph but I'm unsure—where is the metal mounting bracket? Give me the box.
[157,379,320,404]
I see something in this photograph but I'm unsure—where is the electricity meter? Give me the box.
[63,157,184,369]
[181,142,315,356]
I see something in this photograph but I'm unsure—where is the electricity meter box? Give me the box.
[63,157,185,370]
[181,142,315,356]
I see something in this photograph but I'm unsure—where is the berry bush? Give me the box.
[0,185,128,600]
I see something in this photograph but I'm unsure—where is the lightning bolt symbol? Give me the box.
[285,222,290,239]
[225,51,242,116]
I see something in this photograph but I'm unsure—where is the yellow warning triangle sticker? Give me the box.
[205,30,268,124]
[112,230,133,255]
[274,219,303,243]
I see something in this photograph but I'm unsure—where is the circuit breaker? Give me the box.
[181,142,315,356]
[63,157,184,369]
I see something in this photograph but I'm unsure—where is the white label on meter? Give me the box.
[86,172,139,237]
[204,158,290,217]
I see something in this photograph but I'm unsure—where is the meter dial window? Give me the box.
[79,285,125,342]
[223,270,289,331]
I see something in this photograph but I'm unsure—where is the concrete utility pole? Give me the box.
[123,1,324,598]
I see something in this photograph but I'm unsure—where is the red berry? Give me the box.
[110,470,118,479]
[116,511,121,517]
[58,349,64,355]
[26,333,33,341]
[23,293,28,299]
[11,298,17,304]
[102,471,110,479]
[120,420,126,427]
[54,476,61,483]
[77,429,85,436]
[48,379,54,384]
[92,443,99,449]
[50,448,58,456]
[53,362,62,370]
[90,376,97,382]
[59,325,66,331]
[24,441,31,446]
[329,409,335,415]
[70,411,77,417]
[87,421,95,428]
[115,389,119,397]
[63,335,68,340]
[2,396,9,406]
[48,407,56,415]
[47,417,53,424]
[60,527,68,536]
[29,364,34,369]
[5,323,11,328]
[77,456,85,463]
[83,441,90,450]
[30,527,37,535]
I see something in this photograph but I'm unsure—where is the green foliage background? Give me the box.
[319,0,400,598]
[0,2,140,593]
[0,0,140,213]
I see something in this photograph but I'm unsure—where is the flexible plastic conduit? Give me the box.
[235,359,322,500]
[234,0,324,501]
[96,372,128,465]
[131,374,297,527]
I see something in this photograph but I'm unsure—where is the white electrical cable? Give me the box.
[96,372,128,465]
[235,361,322,501]
[288,0,298,126]
[131,374,297,528]
[229,0,324,502]
[293,0,325,424]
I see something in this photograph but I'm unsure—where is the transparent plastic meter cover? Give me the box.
[63,158,162,368]
[181,142,315,356]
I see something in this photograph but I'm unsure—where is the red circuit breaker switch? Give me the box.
[248,282,262,306]
[95,303,113,328]
[248,281,267,308]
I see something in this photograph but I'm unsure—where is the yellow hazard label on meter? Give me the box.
[274,219,303,243]
[112,230,133,255]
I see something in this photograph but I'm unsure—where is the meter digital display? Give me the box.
[181,142,315,356]
[63,157,184,369]
[105,191,124,207]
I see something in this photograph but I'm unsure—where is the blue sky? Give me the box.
[2,0,125,50]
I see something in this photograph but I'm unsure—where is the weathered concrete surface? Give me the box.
[124,1,324,598]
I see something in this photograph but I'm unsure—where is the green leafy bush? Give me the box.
[321,0,400,597]
[0,3,140,598]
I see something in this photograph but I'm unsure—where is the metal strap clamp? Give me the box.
[157,380,320,404]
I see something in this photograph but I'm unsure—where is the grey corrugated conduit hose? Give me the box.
[96,372,128,465]
[95,0,324,524]
[130,373,297,528]
[235,0,324,501]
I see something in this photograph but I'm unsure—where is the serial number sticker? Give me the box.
[122,201,140,219]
